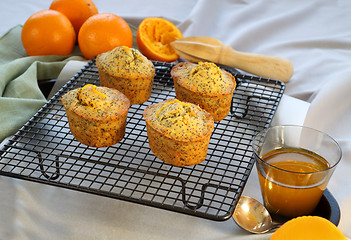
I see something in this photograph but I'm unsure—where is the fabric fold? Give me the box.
[0,25,84,142]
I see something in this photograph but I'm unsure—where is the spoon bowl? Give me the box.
[233,196,280,234]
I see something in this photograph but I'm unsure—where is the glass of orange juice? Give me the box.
[252,125,341,221]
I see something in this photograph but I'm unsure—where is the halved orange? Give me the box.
[137,17,183,62]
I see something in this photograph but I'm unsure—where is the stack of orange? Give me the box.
[21,0,183,61]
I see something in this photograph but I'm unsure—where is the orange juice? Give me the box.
[257,147,330,218]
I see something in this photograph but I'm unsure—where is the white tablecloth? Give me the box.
[1,0,351,239]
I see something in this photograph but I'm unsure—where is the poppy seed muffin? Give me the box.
[61,84,130,148]
[171,62,236,121]
[143,98,214,167]
[96,46,155,105]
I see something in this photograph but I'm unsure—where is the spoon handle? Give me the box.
[270,222,283,231]
[219,45,294,82]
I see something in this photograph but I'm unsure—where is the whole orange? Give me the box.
[21,9,76,56]
[78,13,133,59]
[49,0,98,36]
[271,216,345,240]
[137,17,183,62]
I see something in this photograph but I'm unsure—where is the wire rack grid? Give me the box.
[0,60,285,221]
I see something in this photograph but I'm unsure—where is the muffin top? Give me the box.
[143,98,214,141]
[171,62,236,96]
[96,46,155,78]
[61,84,130,120]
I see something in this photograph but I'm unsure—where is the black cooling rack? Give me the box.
[0,60,285,221]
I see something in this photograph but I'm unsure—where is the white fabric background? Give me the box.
[1,0,351,239]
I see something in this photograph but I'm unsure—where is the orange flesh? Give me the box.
[137,17,182,62]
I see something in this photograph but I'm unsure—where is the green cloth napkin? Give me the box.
[0,25,84,142]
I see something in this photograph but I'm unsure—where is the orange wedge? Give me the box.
[137,17,183,62]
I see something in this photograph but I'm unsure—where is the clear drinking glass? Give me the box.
[252,125,342,221]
